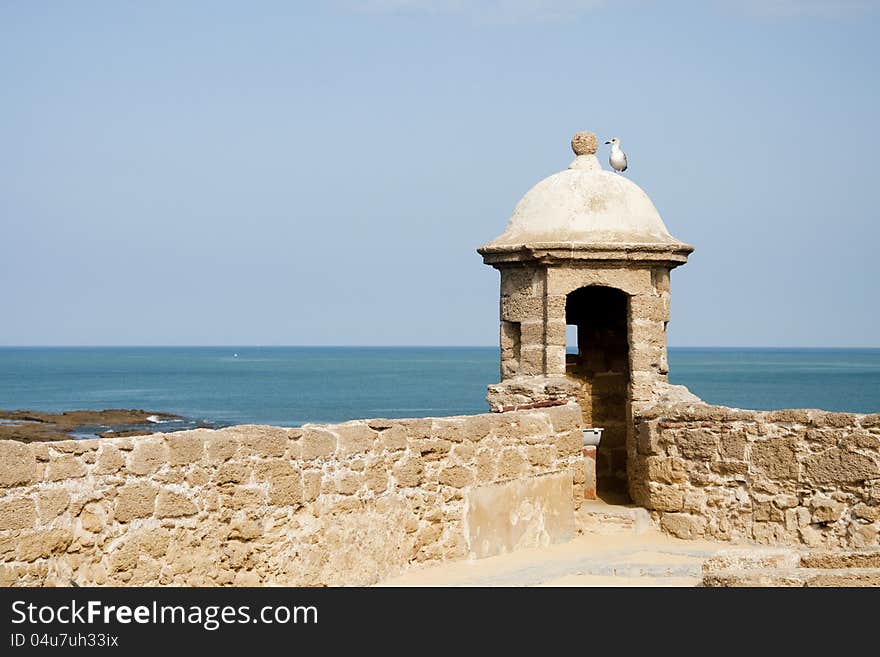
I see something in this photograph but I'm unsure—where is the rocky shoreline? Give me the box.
[0,409,183,443]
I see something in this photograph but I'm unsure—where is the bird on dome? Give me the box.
[604,137,628,173]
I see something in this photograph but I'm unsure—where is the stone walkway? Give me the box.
[380,500,761,587]
[382,499,880,587]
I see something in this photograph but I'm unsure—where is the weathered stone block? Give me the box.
[365,464,388,493]
[500,267,539,297]
[683,489,707,513]
[773,493,799,509]
[804,448,878,484]
[16,529,73,562]
[0,496,36,531]
[0,441,37,487]
[810,496,844,523]
[166,432,205,465]
[720,431,747,460]
[545,346,567,375]
[335,471,364,495]
[848,524,879,549]
[527,445,556,467]
[644,456,687,484]
[156,489,198,518]
[548,404,582,433]
[128,438,167,476]
[380,425,408,450]
[500,294,542,322]
[520,320,545,347]
[225,486,265,510]
[766,409,812,424]
[94,445,125,474]
[231,425,289,457]
[475,449,495,483]
[545,320,566,346]
[660,513,706,539]
[205,433,239,463]
[552,430,582,456]
[519,345,545,376]
[710,461,748,476]
[439,465,474,488]
[497,449,527,480]
[451,443,475,462]
[810,412,857,428]
[214,462,251,485]
[630,293,670,323]
[645,483,685,512]
[302,470,322,502]
[843,432,880,449]
[432,421,467,444]
[36,489,69,522]
[133,527,171,559]
[635,421,665,455]
[228,513,263,541]
[753,499,784,522]
[631,344,664,372]
[852,503,880,522]
[393,458,424,488]
[335,423,377,456]
[301,429,337,460]
[46,454,87,481]
[465,414,494,442]
[750,436,799,480]
[752,522,791,545]
[79,503,104,533]
[804,428,837,446]
[115,482,157,522]
[676,430,719,460]
[401,418,432,440]
[415,438,451,460]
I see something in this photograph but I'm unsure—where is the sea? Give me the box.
[0,347,878,433]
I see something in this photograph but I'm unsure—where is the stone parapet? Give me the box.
[632,401,880,549]
[0,405,588,586]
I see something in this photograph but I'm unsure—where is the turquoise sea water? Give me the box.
[0,348,878,431]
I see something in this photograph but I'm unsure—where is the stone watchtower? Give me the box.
[478,132,692,498]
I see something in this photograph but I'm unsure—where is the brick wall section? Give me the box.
[0,405,585,586]
[632,403,880,548]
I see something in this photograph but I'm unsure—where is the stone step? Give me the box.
[576,500,654,536]
[703,547,880,587]
[702,548,802,573]
[703,567,880,587]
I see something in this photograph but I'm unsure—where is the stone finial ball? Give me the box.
[571,131,598,156]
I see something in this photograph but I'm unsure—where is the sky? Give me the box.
[1,1,878,347]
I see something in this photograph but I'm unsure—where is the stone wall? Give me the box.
[631,402,880,548]
[492,264,671,398]
[0,405,587,586]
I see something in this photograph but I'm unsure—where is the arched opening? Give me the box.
[565,286,631,501]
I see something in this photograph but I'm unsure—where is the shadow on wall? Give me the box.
[566,286,630,501]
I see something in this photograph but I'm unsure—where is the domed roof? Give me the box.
[480,132,688,251]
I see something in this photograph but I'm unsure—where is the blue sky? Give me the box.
[1,1,878,346]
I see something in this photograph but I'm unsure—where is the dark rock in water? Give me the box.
[96,429,155,439]
[0,409,182,443]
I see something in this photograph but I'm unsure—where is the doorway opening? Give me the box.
[565,286,631,501]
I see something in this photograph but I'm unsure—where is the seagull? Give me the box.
[604,137,628,173]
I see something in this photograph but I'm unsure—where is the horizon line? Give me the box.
[1,344,879,350]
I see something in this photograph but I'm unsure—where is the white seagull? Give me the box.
[604,137,628,173]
